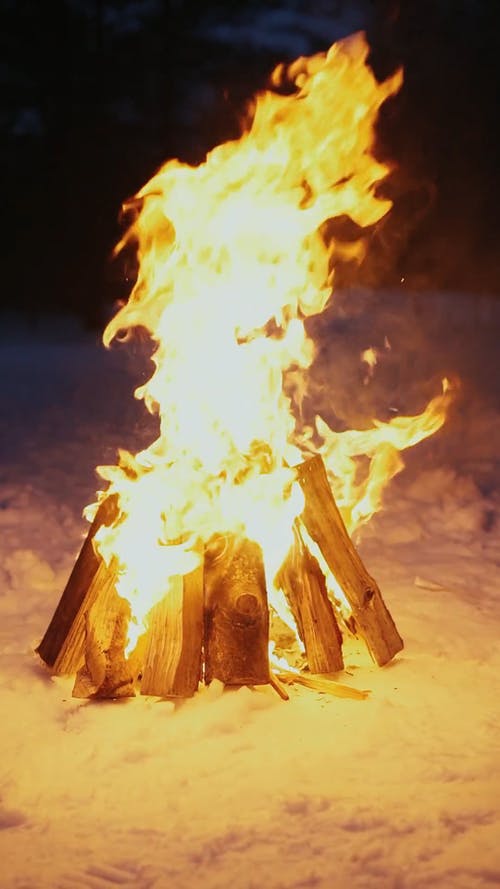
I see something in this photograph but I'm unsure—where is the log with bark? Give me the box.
[295,455,403,666]
[204,534,270,686]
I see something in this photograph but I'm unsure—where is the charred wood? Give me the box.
[204,535,270,687]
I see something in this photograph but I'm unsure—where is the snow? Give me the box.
[0,288,499,888]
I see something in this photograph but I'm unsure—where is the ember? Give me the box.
[37,32,451,700]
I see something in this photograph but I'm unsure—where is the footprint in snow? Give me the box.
[0,804,28,829]
[56,862,153,889]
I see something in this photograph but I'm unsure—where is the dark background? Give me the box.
[2,0,500,326]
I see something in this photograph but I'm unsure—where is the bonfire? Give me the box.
[37,32,450,701]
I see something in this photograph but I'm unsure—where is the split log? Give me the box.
[296,455,403,666]
[204,535,270,686]
[37,494,120,674]
[276,522,344,673]
[72,558,136,699]
[276,669,370,700]
[140,552,204,698]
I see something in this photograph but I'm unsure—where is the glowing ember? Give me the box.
[87,32,450,657]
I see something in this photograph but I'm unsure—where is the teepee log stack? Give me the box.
[36,455,403,699]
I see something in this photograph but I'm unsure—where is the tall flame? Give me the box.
[91,33,449,647]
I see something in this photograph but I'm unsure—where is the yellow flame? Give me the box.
[316,379,453,533]
[89,32,448,643]
[361,346,378,384]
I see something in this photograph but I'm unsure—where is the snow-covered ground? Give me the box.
[0,289,499,889]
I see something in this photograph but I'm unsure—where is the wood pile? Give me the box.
[37,456,403,700]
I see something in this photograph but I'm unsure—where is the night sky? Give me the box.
[2,0,500,325]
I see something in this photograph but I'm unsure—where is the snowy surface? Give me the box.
[0,289,499,889]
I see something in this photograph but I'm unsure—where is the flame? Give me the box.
[89,32,448,652]
[315,378,452,534]
[361,346,378,385]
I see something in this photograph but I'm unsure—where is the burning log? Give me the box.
[296,455,403,666]
[73,558,136,699]
[140,553,204,698]
[36,459,402,698]
[276,522,344,673]
[37,495,120,674]
[204,535,270,686]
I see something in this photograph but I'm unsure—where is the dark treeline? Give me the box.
[2,0,500,325]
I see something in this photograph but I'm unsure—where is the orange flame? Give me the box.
[89,33,448,651]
